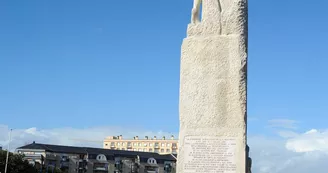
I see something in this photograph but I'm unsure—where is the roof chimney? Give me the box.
[171,135,174,140]
[162,136,166,140]
[135,136,139,140]
[145,136,148,140]
[33,141,35,144]
[154,136,157,140]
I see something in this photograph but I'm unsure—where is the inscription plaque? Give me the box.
[183,136,237,173]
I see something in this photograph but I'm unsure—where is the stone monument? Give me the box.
[177,0,248,172]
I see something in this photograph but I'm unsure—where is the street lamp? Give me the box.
[4,129,13,173]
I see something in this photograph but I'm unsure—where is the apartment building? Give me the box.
[16,141,177,173]
[103,135,178,154]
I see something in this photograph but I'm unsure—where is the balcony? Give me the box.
[94,167,108,171]
[23,153,42,158]
[93,162,108,171]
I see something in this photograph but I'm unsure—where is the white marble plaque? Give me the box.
[183,136,237,173]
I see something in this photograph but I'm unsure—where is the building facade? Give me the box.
[103,135,178,155]
[16,142,177,173]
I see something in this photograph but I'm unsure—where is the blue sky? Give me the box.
[1,0,327,132]
[1,1,328,172]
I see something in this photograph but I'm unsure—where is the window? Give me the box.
[167,143,170,147]
[122,143,125,146]
[117,142,121,146]
[149,143,153,147]
[138,143,142,147]
[134,143,137,146]
[147,158,157,165]
[111,142,115,146]
[161,143,165,147]
[133,149,137,151]
[166,149,170,153]
[144,143,147,147]
[143,148,147,152]
[138,149,143,151]
[160,149,164,153]
[121,148,125,150]
[149,149,153,152]
[105,143,108,146]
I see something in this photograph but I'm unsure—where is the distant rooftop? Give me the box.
[105,135,178,140]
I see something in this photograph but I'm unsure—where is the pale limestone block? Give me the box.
[177,0,248,172]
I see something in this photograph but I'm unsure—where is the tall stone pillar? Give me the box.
[177,0,248,173]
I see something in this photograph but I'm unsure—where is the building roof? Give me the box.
[17,142,176,162]
[17,142,87,154]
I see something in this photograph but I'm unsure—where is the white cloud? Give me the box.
[1,124,328,173]
[268,119,299,129]
[248,127,328,173]
[277,130,299,138]
[285,129,328,153]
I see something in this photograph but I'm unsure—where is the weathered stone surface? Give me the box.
[177,0,248,172]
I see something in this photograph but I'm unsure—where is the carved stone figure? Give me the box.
[191,0,222,24]
[188,0,247,36]
[191,0,202,23]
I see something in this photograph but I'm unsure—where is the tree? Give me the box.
[0,150,37,173]
[0,150,63,173]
